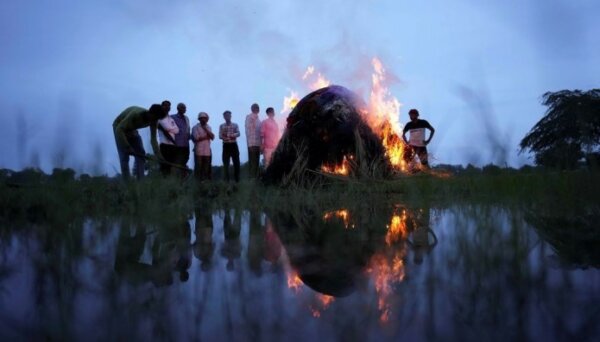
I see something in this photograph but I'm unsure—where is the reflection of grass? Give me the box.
[525,208,600,268]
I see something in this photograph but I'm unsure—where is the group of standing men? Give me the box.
[112,101,280,181]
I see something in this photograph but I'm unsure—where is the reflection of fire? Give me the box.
[321,155,352,176]
[287,270,304,293]
[367,253,405,323]
[310,294,335,318]
[323,209,354,229]
[366,210,409,323]
[385,211,409,246]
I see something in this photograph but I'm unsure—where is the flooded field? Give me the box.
[0,199,598,341]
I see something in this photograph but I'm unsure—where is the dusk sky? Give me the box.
[1,0,598,174]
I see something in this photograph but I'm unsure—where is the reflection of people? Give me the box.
[261,107,280,168]
[193,206,215,272]
[247,208,264,276]
[152,217,192,283]
[245,103,261,178]
[192,112,215,181]
[219,110,241,183]
[114,219,182,287]
[407,209,437,265]
[221,206,242,271]
[112,104,167,179]
[402,108,435,169]
[264,217,282,265]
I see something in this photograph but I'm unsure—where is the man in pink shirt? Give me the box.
[260,107,280,168]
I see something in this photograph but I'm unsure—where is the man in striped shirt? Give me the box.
[219,110,241,182]
[245,103,261,179]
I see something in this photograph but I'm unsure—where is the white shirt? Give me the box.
[159,116,179,145]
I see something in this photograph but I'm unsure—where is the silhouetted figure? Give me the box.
[171,102,192,178]
[193,206,215,272]
[192,112,215,182]
[219,110,241,183]
[402,108,435,169]
[245,103,261,178]
[112,104,167,179]
[221,206,242,271]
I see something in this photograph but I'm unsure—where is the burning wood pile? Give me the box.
[263,85,392,186]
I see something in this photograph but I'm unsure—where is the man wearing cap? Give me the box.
[402,108,435,169]
[112,104,167,180]
[192,112,215,181]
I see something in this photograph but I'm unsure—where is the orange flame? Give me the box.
[323,209,354,229]
[321,155,352,176]
[282,90,300,115]
[365,58,408,172]
[302,65,331,90]
[282,58,419,173]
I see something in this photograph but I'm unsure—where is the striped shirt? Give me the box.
[219,122,240,143]
[245,113,261,147]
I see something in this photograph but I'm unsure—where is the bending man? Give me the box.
[113,104,167,179]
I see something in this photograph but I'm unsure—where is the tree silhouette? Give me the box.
[520,89,600,169]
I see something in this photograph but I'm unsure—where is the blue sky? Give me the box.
[1,0,598,173]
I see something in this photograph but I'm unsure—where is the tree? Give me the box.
[520,89,600,169]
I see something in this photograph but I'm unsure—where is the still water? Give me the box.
[0,202,598,341]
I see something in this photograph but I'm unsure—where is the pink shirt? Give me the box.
[260,117,280,149]
[192,123,213,156]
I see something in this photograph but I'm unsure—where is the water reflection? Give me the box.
[0,201,598,340]
[193,206,215,272]
[221,204,242,271]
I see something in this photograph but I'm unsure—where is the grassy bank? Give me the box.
[1,167,599,225]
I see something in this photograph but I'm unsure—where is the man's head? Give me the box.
[251,103,260,114]
[223,110,232,123]
[408,108,419,122]
[149,104,168,120]
[161,100,171,114]
[198,112,209,124]
[266,107,275,117]
[177,103,187,115]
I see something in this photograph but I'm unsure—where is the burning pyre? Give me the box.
[263,85,392,185]
[265,59,421,186]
